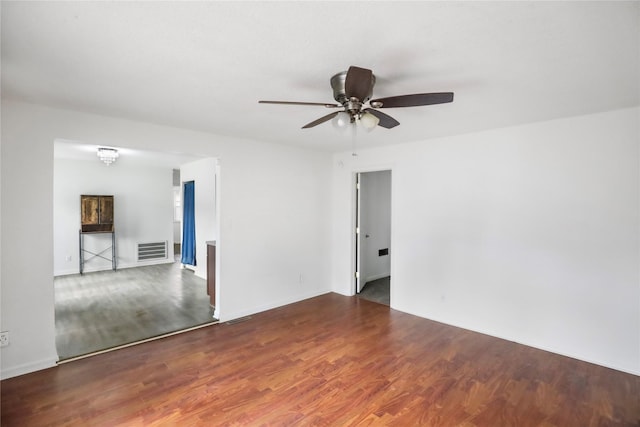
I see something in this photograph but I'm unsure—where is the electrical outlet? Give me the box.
[65,255,72,262]
[0,331,9,347]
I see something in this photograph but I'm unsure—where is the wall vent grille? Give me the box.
[137,241,168,261]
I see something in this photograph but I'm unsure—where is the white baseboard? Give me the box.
[1,355,58,380]
[396,305,640,377]
[363,272,390,285]
[54,258,175,277]
[219,288,331,323]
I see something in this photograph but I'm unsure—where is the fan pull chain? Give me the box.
[351,121,358,157]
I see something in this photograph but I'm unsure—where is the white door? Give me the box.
[355,172,363,293]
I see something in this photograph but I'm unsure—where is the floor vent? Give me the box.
[137,241,168,261]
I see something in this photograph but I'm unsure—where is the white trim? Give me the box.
[362,273,390,285]
[54,258,175,277]
[351,166,394,298]
[218,290,330,323]
[398,306,640,377]
[1,356,58,380]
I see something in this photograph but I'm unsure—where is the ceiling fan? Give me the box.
[259,66,454,130]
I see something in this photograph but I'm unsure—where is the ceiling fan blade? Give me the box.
[302,111,340,129]
[370,92,454,108]
[259,100,340,108]
[345,66,373,101]
[363,108,400,129]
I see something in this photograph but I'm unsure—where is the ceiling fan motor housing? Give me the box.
[330,71,376,105]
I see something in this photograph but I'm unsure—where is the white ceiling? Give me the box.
[54,138,203,169]
[2,1,639,153]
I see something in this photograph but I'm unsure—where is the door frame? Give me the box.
[352,167,393,298]
[355,172,362,293]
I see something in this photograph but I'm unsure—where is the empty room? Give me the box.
[1,1,638,425]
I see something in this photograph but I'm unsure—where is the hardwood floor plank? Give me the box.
[2,293,638,426]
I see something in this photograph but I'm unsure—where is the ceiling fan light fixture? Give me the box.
[331,111,351,130]
[258,65,453,131]
[360,112,380,131]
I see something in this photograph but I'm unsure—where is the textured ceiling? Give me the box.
[2,1,639,153]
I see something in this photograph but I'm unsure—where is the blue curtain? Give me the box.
[181,181,196,266]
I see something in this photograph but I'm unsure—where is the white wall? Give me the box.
[332,107,640,375]
[1,100,332,379]
[54,157,175,275]
[360,170,391,285]
[4,99,637,379]
[180,158,217,279]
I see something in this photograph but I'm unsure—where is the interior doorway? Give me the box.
[354,170,392,306]
[53,141,219,361]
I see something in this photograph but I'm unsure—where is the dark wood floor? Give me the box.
[55,261,215,360]
[2,293,638,426]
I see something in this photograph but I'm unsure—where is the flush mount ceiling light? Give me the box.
[97,147,119,166]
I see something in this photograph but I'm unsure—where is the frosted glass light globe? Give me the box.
[332,112,351,130]
[360,112,380,132]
